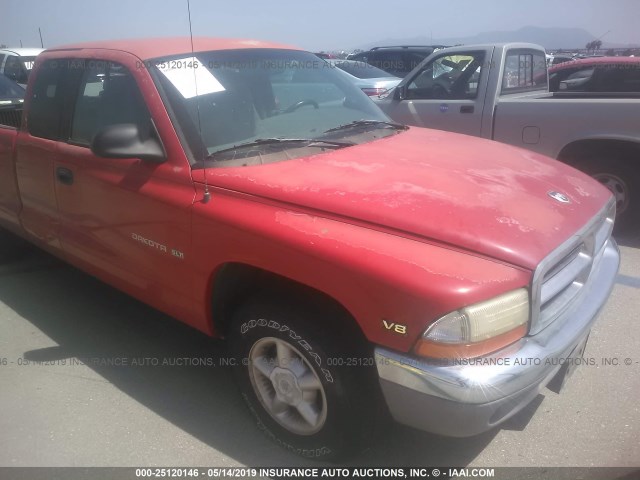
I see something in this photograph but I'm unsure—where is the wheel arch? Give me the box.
[558,138,640,165]
[557,137,640,231]
[209,262,369,347]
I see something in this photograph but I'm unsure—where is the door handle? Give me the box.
[460,105,475,114]
[56,167,74,185]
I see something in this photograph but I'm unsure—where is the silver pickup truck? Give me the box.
[378,43,640,230]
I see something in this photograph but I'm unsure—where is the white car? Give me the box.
[326,59,401,97]
[0,48,44,86]
[545,53,575,67]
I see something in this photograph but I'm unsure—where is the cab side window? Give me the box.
[28,60,69,140]
[406,52,485,100]
[374,52,404,76]
[501,50,548,93]
[70,61,151,146]
[597,65,640,92]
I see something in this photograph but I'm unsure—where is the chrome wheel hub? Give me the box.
[248,337,327,435]
[594,172,629,215]
[270,367,303,406]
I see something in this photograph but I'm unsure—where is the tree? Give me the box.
[585,40,603,53]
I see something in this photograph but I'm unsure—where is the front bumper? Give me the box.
[375,238,620,437]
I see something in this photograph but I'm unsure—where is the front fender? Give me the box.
[190,186,529,352]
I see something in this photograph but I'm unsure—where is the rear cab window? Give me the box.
[501,49,548,94]
[28,59,72,139]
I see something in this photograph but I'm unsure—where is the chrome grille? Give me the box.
[0,106,22,129]
[530,199,615,335]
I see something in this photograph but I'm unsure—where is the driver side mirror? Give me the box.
[396,85,407,100]
[91,123,166,163]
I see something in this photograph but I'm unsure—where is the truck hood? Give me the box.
[200,128,611,270]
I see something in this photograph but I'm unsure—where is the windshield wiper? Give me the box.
[208,138,355,158]
[323,120,408,134]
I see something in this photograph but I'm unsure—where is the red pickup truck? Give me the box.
[0,38,620,459]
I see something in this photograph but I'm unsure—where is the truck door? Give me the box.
[15,59,75,249]
[54,57,198,324]
[384,49,492,137]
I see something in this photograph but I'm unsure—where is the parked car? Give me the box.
[378,43,640,230]
[549,56,640,92]
[0,37,619,459]
[325,59,401,96]
[0,48,44,87]
[546,54,575,66]
[348,45,447,77]
[0,73,25,129]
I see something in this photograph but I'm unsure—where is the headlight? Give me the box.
[414,288,529,359]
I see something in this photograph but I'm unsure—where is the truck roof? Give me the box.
[44,37,299,60]
[549,55,640,72]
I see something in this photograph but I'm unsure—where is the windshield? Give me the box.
[150,49,395,165]
[0,74,26,99]
[4,55,39,84]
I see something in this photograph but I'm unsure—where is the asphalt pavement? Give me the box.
[0,232,638,470]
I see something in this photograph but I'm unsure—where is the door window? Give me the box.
[70,61,151,146]
[406,52,485,100]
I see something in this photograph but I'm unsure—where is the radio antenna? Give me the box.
[187,0,211,203]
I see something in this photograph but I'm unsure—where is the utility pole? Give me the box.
[38,28,44,48]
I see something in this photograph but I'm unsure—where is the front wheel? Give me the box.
[0,229,33,263]
[228,298,376,460]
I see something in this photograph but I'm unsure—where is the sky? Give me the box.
[2,0,638,52]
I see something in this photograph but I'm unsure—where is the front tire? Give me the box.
[0,229,33,263]
[228,297,376,460]
[576,156,639,233]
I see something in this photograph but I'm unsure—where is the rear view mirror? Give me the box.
[91,124,166,163]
